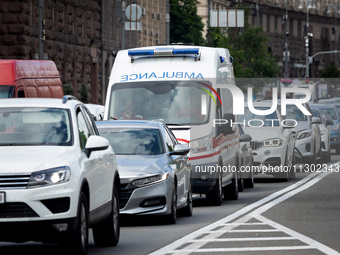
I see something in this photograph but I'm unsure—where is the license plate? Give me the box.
[0,192,5,204]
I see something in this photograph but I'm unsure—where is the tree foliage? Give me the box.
[320,63,340,78]
[170,0,205,45]
[206,15,280,79]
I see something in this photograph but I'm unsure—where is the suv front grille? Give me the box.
[0,174,30,189]
[0,202,39,218]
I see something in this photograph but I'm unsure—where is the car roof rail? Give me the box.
[62,95,77,104]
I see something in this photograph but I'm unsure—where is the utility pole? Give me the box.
[166,0,170,44]
[299,0,317,80]
[38,0,44,60]
[284,0,289,78]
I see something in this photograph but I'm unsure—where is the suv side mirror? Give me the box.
[85,135,110,157]
[283,119,297,129]
[326,119,334,126]
[311,117,321,124]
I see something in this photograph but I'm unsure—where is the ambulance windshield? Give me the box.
[108,81,211,125]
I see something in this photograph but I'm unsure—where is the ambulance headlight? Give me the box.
[189,134,212,153]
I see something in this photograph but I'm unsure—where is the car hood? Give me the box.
[243,127,282,141]
[116,154,167,178]
[0,146,77,174]
[290,121,310,132]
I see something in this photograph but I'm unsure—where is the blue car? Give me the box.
[312,104,340,154]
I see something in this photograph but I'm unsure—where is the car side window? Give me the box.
[80,106,98,135]
[165,125,179,146]
[77,109,91,150]
[164,127,175,152]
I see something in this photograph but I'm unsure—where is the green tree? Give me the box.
[170,0,205,45]
[320,63,340,78]
[78,83,89,103]
[63,84,74,95]
[206,12,280,80]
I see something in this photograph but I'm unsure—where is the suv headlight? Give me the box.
[321,130,327,137]
[131,173,168,188]
[189,134,212,153]
[296,129,312,140]
[331,125,340,131]
[28,166,71,188]
[260,138,283,147]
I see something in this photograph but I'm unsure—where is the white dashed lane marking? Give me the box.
[150,170,340,255]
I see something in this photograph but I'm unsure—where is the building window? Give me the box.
[267,15,271,33]
[298,20,302,37]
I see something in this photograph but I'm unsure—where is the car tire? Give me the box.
[336,146,340,155]
[224,173,239,200]
[327,150,331,163]
[238,176,244,192]
[165,186,177,224]
[206,173,223,206]
[60,192,89,255]
[244,172,254,189]
[180,182,193,217]
[93,186,120,247]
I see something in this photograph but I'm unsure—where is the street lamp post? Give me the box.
[299,0,317,80]
[284,0,289,78]
[327,3,340,66]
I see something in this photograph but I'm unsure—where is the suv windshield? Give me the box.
[0,107,72,146]
[0,86,15,98]
[238,107,280,127]
[107,81,211,125]
[318,108,337,121]
[99,128,164,155]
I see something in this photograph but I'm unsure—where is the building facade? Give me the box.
[199,0,340,78]
[0,0,166,104]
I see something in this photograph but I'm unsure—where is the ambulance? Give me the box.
[104,45,240,205]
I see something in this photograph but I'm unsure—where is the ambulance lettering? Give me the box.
[120,72,204,82]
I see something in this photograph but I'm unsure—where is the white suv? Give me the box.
[0,96,120,254]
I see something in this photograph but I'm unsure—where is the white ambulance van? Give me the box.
[104,45,240,205]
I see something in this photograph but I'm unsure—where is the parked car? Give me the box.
[96,120,192,224]
[238,125,254,189]
[310,106,332,163]
[284,103,322,164]
[0,96,120,254]
[238,102,295,181]
[318,99,335,105]
[331,97,340,104]
[334,104,340,116]
[313,104,340,154]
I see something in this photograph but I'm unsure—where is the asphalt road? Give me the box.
[1,154,340,255]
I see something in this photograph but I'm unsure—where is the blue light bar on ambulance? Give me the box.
[128,48,199,57]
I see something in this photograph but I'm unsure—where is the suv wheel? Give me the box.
[206,173,223,206]
[93,186,120,247]
[60,192,89,255]
[224,173,239,200]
